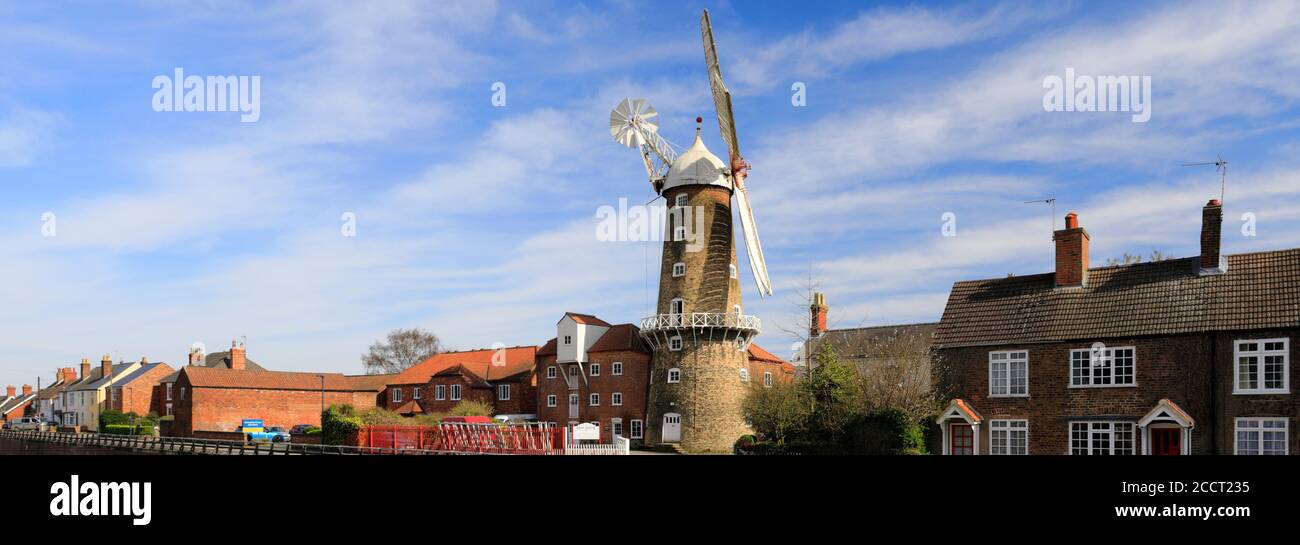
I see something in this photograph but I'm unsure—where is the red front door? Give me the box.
[950,424,974,455]
[1151,428,1181,455]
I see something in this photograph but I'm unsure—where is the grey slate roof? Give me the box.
[934,249,1300,348]
[0,394,34,416]
[812,323,939,359]
[115,362,171,387]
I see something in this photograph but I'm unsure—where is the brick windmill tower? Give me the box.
[608,10,773,452]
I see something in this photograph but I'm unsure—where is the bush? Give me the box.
[446,400,493,417]
[303,426,322,435]
[733,434,757,455]
[102,424,153,436]
[100,410,130,428]
[321,404,362,445]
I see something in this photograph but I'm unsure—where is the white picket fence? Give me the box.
[564,435,630,455]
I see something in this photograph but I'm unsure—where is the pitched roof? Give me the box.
[36,380,68,401]
[160,350,265,383]
[0,394,35,416]
[87,362,144,389]
[748,344,797,375]
[65,368,107,392]
[813,323,939,359]
[113,362,173,387]
[389,346,537,386]
[393,399,425,415]
[588,324,650,353]
[181,367,385,392]
[537,338,557,356]
[935,249,1300,348]
[564,312,611,326]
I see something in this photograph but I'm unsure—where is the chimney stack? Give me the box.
[809,292,829,338]
[1200,199,1227,274]
[1054,212,1090,287]
[189,346,205,366]
[63,367,77,383]
[101,354,113,381]
[230,340,246,370]
[22,384,31,397]
[80,358,90,381]
[5,385,13,398]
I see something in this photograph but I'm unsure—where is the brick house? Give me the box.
[382,346,537,417]
[536,312,794,444]
[933,201,1299,455]
[157,342,264,417]
[107,360,174,416]
[32,367,77,423]
[0,385,35,423]
[172,366,388,436]
[62,355,143,431]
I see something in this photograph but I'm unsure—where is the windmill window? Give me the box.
[675,194,688,207]
[729,264,737,278]
[672,262,686,277]
[612,362,623,375]
[669,336,683,351]
[563,335,572,345]
[740,368,749,383]
[670,298,684,315]
[667,368,681,383]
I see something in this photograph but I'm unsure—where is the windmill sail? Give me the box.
[701,10,773,297]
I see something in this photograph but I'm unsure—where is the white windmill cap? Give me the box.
[663,133,730,192]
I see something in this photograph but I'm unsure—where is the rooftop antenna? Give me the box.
[1024,198,1057,236]
[1182,155,1228,203]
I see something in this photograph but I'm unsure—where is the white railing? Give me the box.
[640,312,761,333]
[565,436,631,456]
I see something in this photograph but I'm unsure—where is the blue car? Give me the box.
[239,425,291,443]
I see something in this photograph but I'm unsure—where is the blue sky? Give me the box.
[2,0,1299,387]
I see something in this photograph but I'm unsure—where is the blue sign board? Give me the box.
[242,419,263,429]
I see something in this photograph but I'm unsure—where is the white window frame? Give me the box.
[392,388,403,403]
[1069,346,1136,388]
[612,392,622,406]
[612,362,623,376]
[989,419,1028,455]
[1233,338,1290,395]
[166,383,173,401]
[589,393,600,406]
[1234,417,1288,455]
[435,384,446,400]
[1068,421,1135,455]
[667,368,681,383]
[669,336,682,351]
[630,419,644,439]
[450,384,461,401]
[563,335,572,345]
[988,350,1029,397]
[590,363,600,377]
[763,371,773,388]
[611,418,623,438]
[498,384,510,401]
[675,193,688,207]
[670,298,684,315]
[729,264,737,279]
[672,262,686,277]
[740,368,749,383]
[413,387,421,400]
[547,394,557,407]
[546,366,556,379]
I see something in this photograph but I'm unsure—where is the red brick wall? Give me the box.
[172,375,380,436]
[385,372,537,416]
[109,365,174,416]
[535,350,652,442]
[1212,328,1300,455]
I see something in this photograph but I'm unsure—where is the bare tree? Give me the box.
[850,328,943,422]
[1106,249,1175,266]
[362,328,443,375]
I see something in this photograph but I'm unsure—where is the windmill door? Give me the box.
[662,413,682,443]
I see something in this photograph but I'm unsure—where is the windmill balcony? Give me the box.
[639,312,761,349]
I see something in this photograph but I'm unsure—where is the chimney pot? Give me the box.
[5,385,13,398]
[1054,212,1090,287]
[22,384,31,397]
[809,292,829,338]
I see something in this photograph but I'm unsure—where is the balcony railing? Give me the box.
[639,312,761,333]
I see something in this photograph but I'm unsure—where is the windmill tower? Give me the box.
[608,10,773,452]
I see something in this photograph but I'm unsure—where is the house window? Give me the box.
[989,420,1028,455]
[729,264,737,278]
[675,194,688,207]
[547,366,556,379]
[589,393,600,406]
[672,262,686,277]
[563,335,572,345]
[612,392,623,406]
[763,371,773,387]
[611,418,623,437]
[450,385,461,401]
[179,387,186,401]
[1069,421,1135,455]
[740,368,749,383]
[1235,418,1288,455]
[1070,346,1136,387]
[612,362,623,375]
[669,336,682,351]
[989,351,1029,397]
[165,403,172,416]
[590,363,600,377]
[568,365,579,380]
[547,395,557,407]
[630,419,644,439]
[667,368,681,383]
[1234,339,1289,394]
[413,387,421,400]
[166,384,173,401]
[435,385,446,400]
[392,388,403,403]
[498,384,510,401]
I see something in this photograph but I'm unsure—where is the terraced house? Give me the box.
[934,200,1299,455]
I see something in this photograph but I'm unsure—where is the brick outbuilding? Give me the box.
[383,346,538,417]
[172,367,388,436]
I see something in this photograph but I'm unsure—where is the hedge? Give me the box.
[102,424,154,436]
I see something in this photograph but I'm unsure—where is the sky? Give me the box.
[2,0,1299,388]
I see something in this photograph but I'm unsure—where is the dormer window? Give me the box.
[672,262,686,277]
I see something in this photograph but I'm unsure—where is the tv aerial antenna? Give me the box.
[1024,197,1057,236]
[1182,155,1228,203]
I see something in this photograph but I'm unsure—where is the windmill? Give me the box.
[608,10,773,298]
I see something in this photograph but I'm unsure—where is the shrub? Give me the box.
[100,410,130,428]
[102,424,153,436]
[321,404,362,445]
[303,426,322,435]
[446,400,493,417]
[733,434,757,455]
